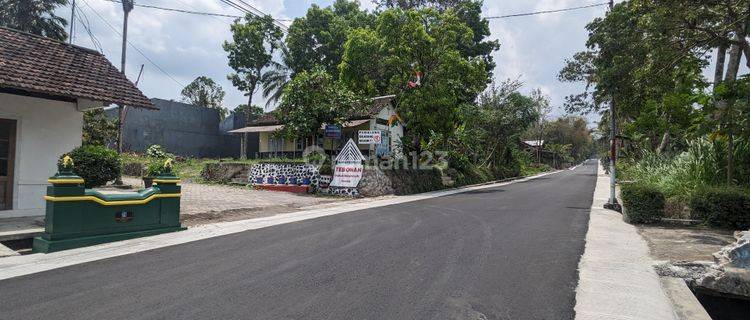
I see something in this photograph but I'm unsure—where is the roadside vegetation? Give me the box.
[67,0,595,189]
[562,0,750,227]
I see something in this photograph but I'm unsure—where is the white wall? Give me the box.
[0,93,83,217]
[374,105,404,157]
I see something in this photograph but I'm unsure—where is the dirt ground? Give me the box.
[638,224,735,262]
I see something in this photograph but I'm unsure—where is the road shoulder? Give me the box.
[574,162,677,320]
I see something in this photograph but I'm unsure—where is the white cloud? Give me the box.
[61,0,616,120]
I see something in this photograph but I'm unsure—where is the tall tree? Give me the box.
[0,0,68,41]
[82,109,117,146]
[276,68,360,139]
[180,76,227,119]
[376,0,499,75]
[260,43,292,108]
[340,8,488,152]
[286,0,375,77]
[223,14,283,108]
[530,88,551,163]
[558,1,706,153]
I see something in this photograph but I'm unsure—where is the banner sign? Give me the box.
[330,164,363,187]
[324,124,342,139]
[358,130,382,144]
[331,139,365,188]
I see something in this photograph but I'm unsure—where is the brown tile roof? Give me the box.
[0,27,155,109]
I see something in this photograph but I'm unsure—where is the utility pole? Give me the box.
[69,0,76,44]
[113,0,134,186]
[117,0,134,155]
[604,0,620,211]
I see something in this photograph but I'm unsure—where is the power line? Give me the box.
[73,2,104,53]
[484,2,609,19]
[80,0,185,87]
[218,0,289,30]
[101,0,243,18]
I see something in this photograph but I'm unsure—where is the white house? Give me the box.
[229,95,405,159]
[0,27,154,217]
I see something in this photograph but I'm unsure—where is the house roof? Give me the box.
[249,95,395,126]
[0,27,155,109]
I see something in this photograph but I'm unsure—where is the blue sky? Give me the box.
[61,0,620,124]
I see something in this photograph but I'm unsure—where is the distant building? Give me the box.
[229,95,405,158]
[0,26,153,217]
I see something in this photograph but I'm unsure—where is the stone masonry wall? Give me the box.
[249,163,320,188]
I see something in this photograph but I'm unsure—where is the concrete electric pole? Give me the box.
[117,0,134,155]
[69,0,75,44]
[604,0,620,211]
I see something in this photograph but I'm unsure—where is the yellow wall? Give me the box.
[258,132,298,153]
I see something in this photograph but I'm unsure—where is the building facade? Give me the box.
[0,27,153,217]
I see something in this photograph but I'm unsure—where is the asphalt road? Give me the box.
[0,160,597,320]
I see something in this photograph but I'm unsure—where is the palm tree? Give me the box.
[260,42,292,108]
[0,0,68,41]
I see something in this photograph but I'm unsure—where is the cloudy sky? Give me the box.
[61,0,621,123]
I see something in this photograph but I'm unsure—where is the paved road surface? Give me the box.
[0,160,597,320]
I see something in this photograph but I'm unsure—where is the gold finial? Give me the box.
[62,155,74,168]
[163,158,173,171]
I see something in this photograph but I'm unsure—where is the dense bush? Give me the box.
[621,183,665,224]
[60,145,121,188]
[690,187,750,229]
[619,138,750,199]
[146,144,172,159]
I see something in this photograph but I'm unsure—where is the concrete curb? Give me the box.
[574,162,678,320]
[660,277,711,320]
[0,169,562,281]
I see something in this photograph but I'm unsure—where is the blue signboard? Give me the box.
[325,124,342,139]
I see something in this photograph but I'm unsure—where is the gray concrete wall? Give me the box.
[107,98,248,158]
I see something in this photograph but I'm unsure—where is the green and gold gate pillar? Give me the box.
[33,157,185,253]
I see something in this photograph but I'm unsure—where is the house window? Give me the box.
[268,136,285,152]
[296,138,304,151]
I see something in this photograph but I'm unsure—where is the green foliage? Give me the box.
[0,0,68,41]
[82,109,117,146]
[277,68,360,139]
[286,0,375,77]
[543,117,593,163]
[180,76,227,119]
[145,158,173,177]
[619,138,750,199]
[690,187,750,229]
[146,145,173,159]
[260,44,292,108]
[60,145,121,188]
[224,14,283,106]
[232,104,264,120]
[340,7,489,150]
[621,183,665,224]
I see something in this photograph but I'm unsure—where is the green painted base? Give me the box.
[32,226,186,253]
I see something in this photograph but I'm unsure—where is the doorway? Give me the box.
[0,119,16,210]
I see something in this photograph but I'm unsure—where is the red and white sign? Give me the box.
[358,130,382,144]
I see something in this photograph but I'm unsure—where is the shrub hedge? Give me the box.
[621,183,665,224]
[690,187,750,229]
[60,145,121,188]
